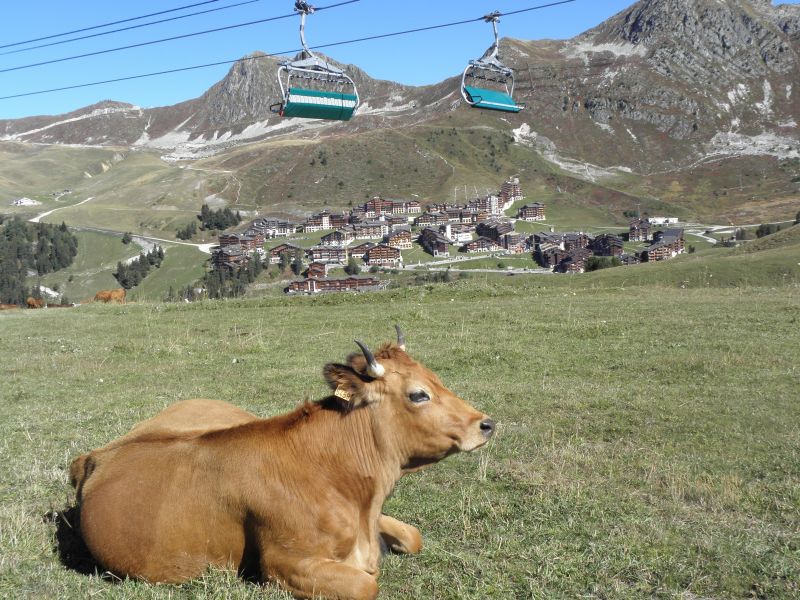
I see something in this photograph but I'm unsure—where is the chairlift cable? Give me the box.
[0,0,360,75]
[0,0,269,58]
[0,0,576,102]
[0,0,228,51]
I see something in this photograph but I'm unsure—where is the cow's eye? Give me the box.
[409,390,430,404]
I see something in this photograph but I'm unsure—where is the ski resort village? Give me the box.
[206,177,688,295]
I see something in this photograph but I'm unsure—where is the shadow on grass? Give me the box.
[43,505,104,578]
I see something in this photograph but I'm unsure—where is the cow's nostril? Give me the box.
[479,418,495,437]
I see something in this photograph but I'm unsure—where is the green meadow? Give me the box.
[1,222,799,598]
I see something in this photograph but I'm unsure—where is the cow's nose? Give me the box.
[479,418,495,437]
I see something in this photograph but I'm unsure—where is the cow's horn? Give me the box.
[354,340,385,378]
[394,324,406,350]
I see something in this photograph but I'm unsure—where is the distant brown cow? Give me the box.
[93,288,126,303]
[0,303,21,310]
[26,297,44,309]
[70,327,494,600]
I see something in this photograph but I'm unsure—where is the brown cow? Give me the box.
[69,327,494,600]
[93,288,126,303]
[26,296,44,309]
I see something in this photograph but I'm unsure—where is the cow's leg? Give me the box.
[264,555,378,600]
[378,514,422,555]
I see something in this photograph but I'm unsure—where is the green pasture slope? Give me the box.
[1,232,799,599]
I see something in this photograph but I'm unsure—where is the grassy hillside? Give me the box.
[1,276,798,598]
[37,231,142,303]
[0,143,122,205]
[577,224,800,289]
[37,152,214,238]
[128,245,208,302]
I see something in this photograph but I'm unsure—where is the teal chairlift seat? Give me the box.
[462,86,521,113]
[272,2,360,121]
[282,87,358,121]
[461,12,523,113]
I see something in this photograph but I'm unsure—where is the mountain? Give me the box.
[508,0,800,171]
[1,0,798,225]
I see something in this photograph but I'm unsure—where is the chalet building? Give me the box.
[386,229,412,250]
[218,233,245,248]
[365,244,402,267]
[303,211,333,232]
[363,197,388,218]
[212,245,249,269]
[619,253,640,266]
[414,212,450,228]
[629,218,651,242]
[305,262,331,279]
[353,221,388,239]
[563,232,592,251]
[287,276,385,295]
[446,208,465,222]
[501,233,526,254]
[269,243,305,265]
[363,197,422,218]
[386,215,410,230]
[468,194,505,215]
[439,223,474,243]
[468,210,491,224]
[219,232,264,251]
[349,242,376,260]
[320,229,355,247]
[590,233,624,257]
[477,219,514,241]
[419,228,450,257]
[309,245,348,264]
[533,231,564,248]
[517,203,545,221]
[249,218,295,239]
[349,208,367,223]
[556,248,594,273]
[329,213,350,229]
[640,229,685,262]
[459,236,501,253]
[536,245,570,268]
[499,177,523,205]
[398,200,422,215]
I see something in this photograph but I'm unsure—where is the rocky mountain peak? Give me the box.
[582,0,799,83]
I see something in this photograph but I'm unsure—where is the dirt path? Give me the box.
[29,197,94,223]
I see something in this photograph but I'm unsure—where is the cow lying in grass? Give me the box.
[69,327,494,600]
[92,288,126,303]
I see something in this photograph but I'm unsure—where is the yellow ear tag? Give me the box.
[334,386,353,403]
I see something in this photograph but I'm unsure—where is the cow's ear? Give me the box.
[323,363,372,407]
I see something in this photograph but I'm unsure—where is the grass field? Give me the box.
[1,244,799,599]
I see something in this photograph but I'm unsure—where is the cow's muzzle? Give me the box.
[479,418,496,438]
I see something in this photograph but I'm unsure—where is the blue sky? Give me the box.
[0,0,798,119]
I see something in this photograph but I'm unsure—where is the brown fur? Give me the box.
[70,341,493,600]
[26,296,44,309]
[93,288,126,303]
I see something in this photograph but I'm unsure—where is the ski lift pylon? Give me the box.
[270,1,359,120]
[461,11,523,113]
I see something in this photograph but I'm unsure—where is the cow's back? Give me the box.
[70,400,257,497]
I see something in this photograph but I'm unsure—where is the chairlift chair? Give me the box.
[271,1,359,120]
[461,12,523,113]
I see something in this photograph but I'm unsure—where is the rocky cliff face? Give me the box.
[502,0,799,172]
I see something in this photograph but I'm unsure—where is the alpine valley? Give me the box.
[1,0,798,232]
